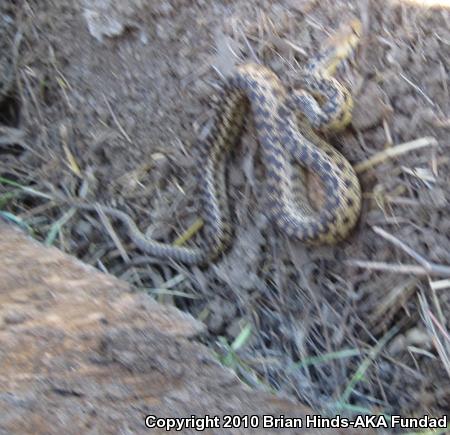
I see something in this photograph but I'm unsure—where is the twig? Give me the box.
[399,72,436,108]
[173,218,203,246]
[372,226,427,266]
[428,310,450,343]
[237,25,259,63]
[354,136,438,173]
[344,260,450,278]
[103,94,132,143]
[429,279,450,291]
[372,226,450,277]
[418,293,450,379]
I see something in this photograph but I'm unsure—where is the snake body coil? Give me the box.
[70,20,363,265]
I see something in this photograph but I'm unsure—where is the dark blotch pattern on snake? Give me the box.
[67,19,363,265]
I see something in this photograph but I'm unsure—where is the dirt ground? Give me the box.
[1,0,449,426]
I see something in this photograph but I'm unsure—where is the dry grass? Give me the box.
[1,0,449,422]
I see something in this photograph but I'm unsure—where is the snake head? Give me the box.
[319,18,362,76]
[326,18,362,50]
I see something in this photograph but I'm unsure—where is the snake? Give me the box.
[67,19,362,265]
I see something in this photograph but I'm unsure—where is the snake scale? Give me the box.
[69,20,362,265]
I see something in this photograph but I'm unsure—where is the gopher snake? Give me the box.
[68,20,362,265]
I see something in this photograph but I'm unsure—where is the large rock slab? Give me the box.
[0,223,373,434]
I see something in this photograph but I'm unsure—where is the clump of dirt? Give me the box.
[1,0,449,420]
